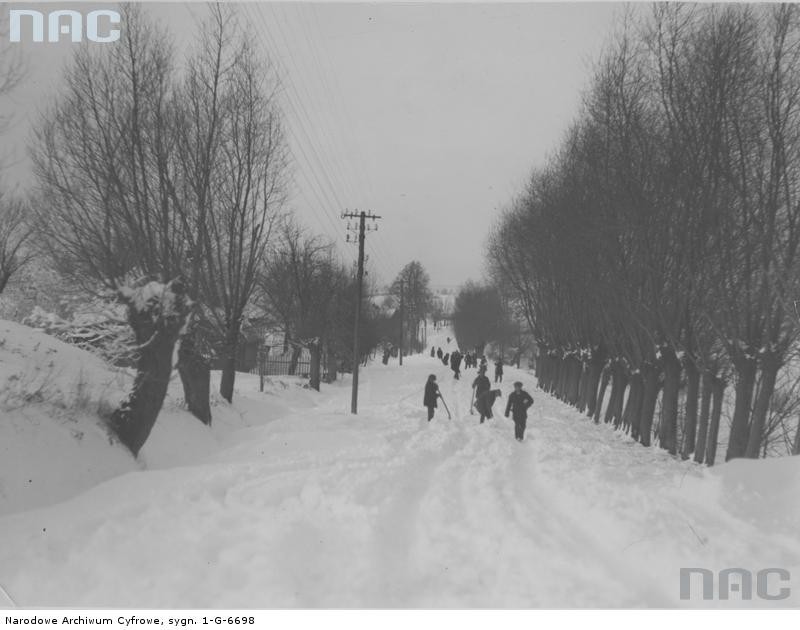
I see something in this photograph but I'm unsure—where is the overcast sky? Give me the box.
[3,1,625,289]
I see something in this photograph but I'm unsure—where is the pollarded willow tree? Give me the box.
[31,7,190,456]
[487,3,800,463]
[31,5,288,454]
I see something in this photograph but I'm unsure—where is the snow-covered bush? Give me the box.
[24,299,135,366]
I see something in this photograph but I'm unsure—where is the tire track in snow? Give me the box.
[509,435,673,607]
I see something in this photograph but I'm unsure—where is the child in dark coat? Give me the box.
[423,374,441,421]
[494,359,504,383]
[505,381,534,441]
[476,388,502,424]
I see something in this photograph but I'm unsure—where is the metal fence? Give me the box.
[249,346,329,381]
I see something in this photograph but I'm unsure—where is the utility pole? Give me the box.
[399,278,404,366]
[342,209,381,414]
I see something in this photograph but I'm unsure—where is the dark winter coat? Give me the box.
[476,388,501,413]
[505,389,533,420]
[437,348,443,359]
[451,352,462,370]
[472,374,490,396]
[424,381,440,408]
[442,353,450,365]
[495,362,504,375]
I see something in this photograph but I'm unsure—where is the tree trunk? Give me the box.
[568,355,581,406]
[659,347,681,455]
[309,341,322,391]
[110,281,190,457]
[745,352,780,459]
[624,372,644,439]
[604,362,622,425]
[706,377,725,466]
[326,346,338,383]
[593,366,610,424]
[694,368,714,464]
[177,321,212,425]
[288,345,301,376]
[585,348,605,419]
[638,363,660,447]
[577,361,588,412]
[725,353,757,461]
[535,342,546,382]
[681,359,700,460]
[557,355,567,400]
[612,369,628,429]
[219,320,241,403]
[792,418,800,456]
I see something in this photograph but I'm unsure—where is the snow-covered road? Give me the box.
[1,331,798,608]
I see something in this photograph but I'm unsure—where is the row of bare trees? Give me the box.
[487,4,800,462]
[28,5,287,455]
[258,221,370,391]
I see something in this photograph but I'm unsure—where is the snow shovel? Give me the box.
[439,394,452,419]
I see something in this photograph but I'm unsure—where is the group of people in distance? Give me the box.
[424,346,534,442]
[430,346,506,383]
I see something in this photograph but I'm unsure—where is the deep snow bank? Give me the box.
[0,319,317,517]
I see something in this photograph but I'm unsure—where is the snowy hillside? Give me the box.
[0,320,319,516]
[0,322,798,608]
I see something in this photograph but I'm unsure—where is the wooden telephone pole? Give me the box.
[342,210,381,414]
[399,278,404,366]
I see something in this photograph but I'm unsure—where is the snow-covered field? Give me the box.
[0,321,798,608]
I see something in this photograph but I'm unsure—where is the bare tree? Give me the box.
[0,196,32,294]
[0,18,29,294]
[30,6,190,456]
[485,4,800,467]
[0,15,23,137]
[390,261,434,355]
[197,26,287,403]
[258,222,349,391]
[452,282,510,355]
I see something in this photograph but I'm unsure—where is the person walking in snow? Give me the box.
[472,368,490,414]
[424,374,441,421]
[505,381,534,442]
[431,346,436,358]
[442,352,450,366]
[494,359,504,383]
[476,388,502,424]
[450,350,462,380]
[437,347,443,360]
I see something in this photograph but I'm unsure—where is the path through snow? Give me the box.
[0,331,798,608]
